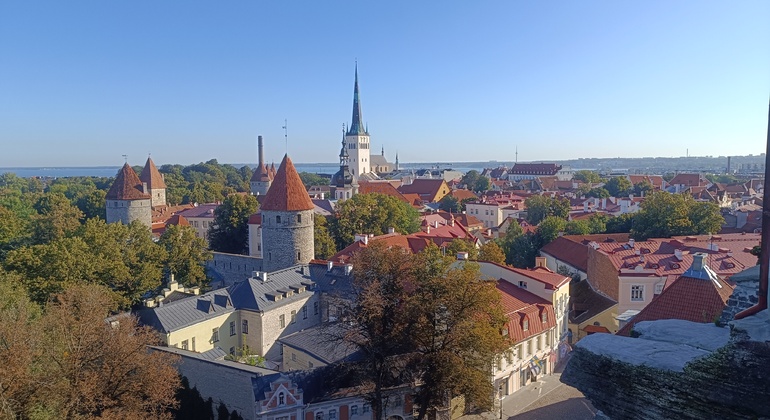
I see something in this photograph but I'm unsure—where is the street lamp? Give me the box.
[498,385,504,420]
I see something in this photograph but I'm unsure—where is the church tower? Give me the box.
[345,64,370,179]
[250,135,272,195]
[332,125,357,200]
[260,154,315,272]
[106,163,152,228]
[139,156,167,207]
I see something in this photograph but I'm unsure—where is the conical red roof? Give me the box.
[250,163,272,182]
[140,157,166,189]
[260,155,314,211]
[106,163,151,200]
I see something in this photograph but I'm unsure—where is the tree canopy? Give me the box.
[329,193,420,249]
[631,191,724,240]
[573,170,601,184]
[605,176,633,197]
[158,224,212,286]
[208,194,259,254]
[524,195,570,225]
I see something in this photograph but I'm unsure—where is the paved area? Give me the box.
[461,354,596,420]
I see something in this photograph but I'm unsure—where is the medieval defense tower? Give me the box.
[139,156,167,207]
[105,163,152,227]
[260,154,315,272]
[345,64,370,179]
[250,135,273,195]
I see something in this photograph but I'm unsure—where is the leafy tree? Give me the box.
[461,170,481,190]
[174,377,214,420]
[586,187,610,198]
[497,221,523,262]
[606,213,635,233]
[208,194,259,254]
[446,238,479,261]
[524,195,570,225]
[633,180,654,197]
[439,194,462,213]
[30,192,83,244]
[537,216,566,245]
[573,170,601,184]
[159,224,212,286]
[508,232,541,268]
[565,219,591,236]
[313,215,337,260]
[473,176,491,192]
[605,176,633,197]
[0,205,29,257]
[478,241,506,264]
[631,191,724,240]
[330,193,420,249]
[705,174,739,184]
[298,172,330,188]
[75,188,106,220]
[587,213,609,234]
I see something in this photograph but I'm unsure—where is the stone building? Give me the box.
[331,127,357,200]
[250,135,273,196]
[105,163,152,228]
[345,65,371,180]
[260,154,315,273]
[139,156,167,207]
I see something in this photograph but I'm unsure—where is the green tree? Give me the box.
[524,195,570,225]
[478,241,506,264]
[508,232,541,268]
[159,224,212,287]
[631,191,723,240]
[298,172,330,188]
[606,213,635,233]
[461,170,481,190]
[497,221,523,262]
[30,193,83,244]
[586,187,610,198]
[208,194,259,254]
[439,194,462,213]
[0,205,29,257]
[446,238,479,260]
[633,180,654,197]
[565,219,591,235]
[473,176,491,192]
[537,216,566,245]
[604,177,633,197]
[313,215,337,260]
[573,170,601,184]
[587,213,609,234]
[330,193,420,249]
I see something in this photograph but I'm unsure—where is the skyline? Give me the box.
[1,1,769,167]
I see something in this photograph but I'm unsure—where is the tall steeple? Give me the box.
[347,63,367,136]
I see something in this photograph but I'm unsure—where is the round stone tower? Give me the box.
[139,156,167,207]
[260,154,315,272]
[105,163,152,228]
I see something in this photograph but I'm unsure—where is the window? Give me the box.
[297,251,301,261]
[181,340,189,350]
[308,361,313,368]
[317,413,324,420]
[517,345,523,359]
[394,396,402,407]
[280,344,283,355]
[291,353,297,362]
[329,409,337,420]
[654,283,664,294]
[351,405,358,415]
[314,302,318,315]
[519,280,527,289]
[279,314,286,328]
[537,335,543,351]
[523,319,529,331]
[297,214,301,223]
[212,328,219,343]
[303,306,308,319]
[362,405,370,413]
[229,346,235,355]
[242,319,249,334]
[291,310,296,324]
[278,392,285,406]
[631,285,644,301]
[276,215,281,224]
[230,321,236,336]
[542,312,547,323]
[192,337,196,351]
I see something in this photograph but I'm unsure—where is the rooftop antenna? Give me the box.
[122,154,128,164]
[282,119,288,155]
[515,146,518,163]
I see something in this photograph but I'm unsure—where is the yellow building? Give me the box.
[567,280,618,342]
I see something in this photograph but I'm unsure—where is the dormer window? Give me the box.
[523,319,529,331]
[542,312,547,323]
[278,392,285,406]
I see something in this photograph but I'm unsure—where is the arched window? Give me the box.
[278,392,285,406]
[297,214,301,223]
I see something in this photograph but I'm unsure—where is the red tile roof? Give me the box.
[497,280,556,344]
[359,181,411,203]
[510,163,562,176]
[260,155,314,212]
[449,189,478,201]
[330,233,432,263]
[140,157,166,189]
[509,266,571,289]
[540,236,590,272]
[106,163,151,201]
[582,325,611,334]
[616,274,733,336]
[397,179,449,202]
[669,173,708,187]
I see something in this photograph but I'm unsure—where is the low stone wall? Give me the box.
[206,252,263,288]
[720,265,760,325]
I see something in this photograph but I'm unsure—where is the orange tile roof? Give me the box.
[669,173,708,187]
[140,157,166,189]
[497,280,556,344]
[330,233,432,263]
[260,155,314,212]
[582,325,611,334]
[616,274,733,336]
[397,179,449,202]
[509,266,571,289]
[250,163,272,182]
[106,163,151,201]
[540,236,590,272]
[449,189,478,201]
[359,181,410,203]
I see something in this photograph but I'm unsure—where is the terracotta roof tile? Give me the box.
[497,280,556,344]
[449,189,478,201]
[250,163,272,182]
[260,155,314,212]
[140,157,166,189]
[540,236,590,272]
[359,181,410,203]
[106,163,151,201]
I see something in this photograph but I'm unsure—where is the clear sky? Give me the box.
[1,1,768,167]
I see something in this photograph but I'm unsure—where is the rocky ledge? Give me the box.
[561,317,770,420]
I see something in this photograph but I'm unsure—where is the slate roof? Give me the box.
[177,204,218,219]
[106,163,151,200]
[497,280,556,344]
[569,280,616,324]
[140,157,166,189]
[137,265,315,333]
[279,324,362,364]
[261,155,314,212]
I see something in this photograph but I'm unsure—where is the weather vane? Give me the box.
[122,154,128,164]
[282,119,288,154]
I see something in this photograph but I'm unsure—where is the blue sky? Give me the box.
[1,1,768,167]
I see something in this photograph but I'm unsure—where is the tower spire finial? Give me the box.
[348,63,366,136]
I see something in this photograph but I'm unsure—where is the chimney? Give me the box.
[189,286,201,295]
[143,298,156,308]
[344,264,353,276]
[388,227,395,234]
[258,135,264,167]
[628,239,635,248]
[142,182,148,194]
[691,252,707,272]
[535,256,547,268]
[426,225,430,234]
[457,252,469,260]
[674,249,684,261]
[433,220,439,228]
[327,260,334,272]
[448,217,455,227]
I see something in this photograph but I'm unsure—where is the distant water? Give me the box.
[0,164,475,178]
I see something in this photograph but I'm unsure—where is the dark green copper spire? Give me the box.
[347,64,367,136]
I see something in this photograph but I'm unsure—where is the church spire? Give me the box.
[347,63,367,136]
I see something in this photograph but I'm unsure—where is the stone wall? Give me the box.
[720,265,760,325]
[586,248,620,301]
[105,198,152,228]
[261,209,314,273]
[207,253,263,288]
